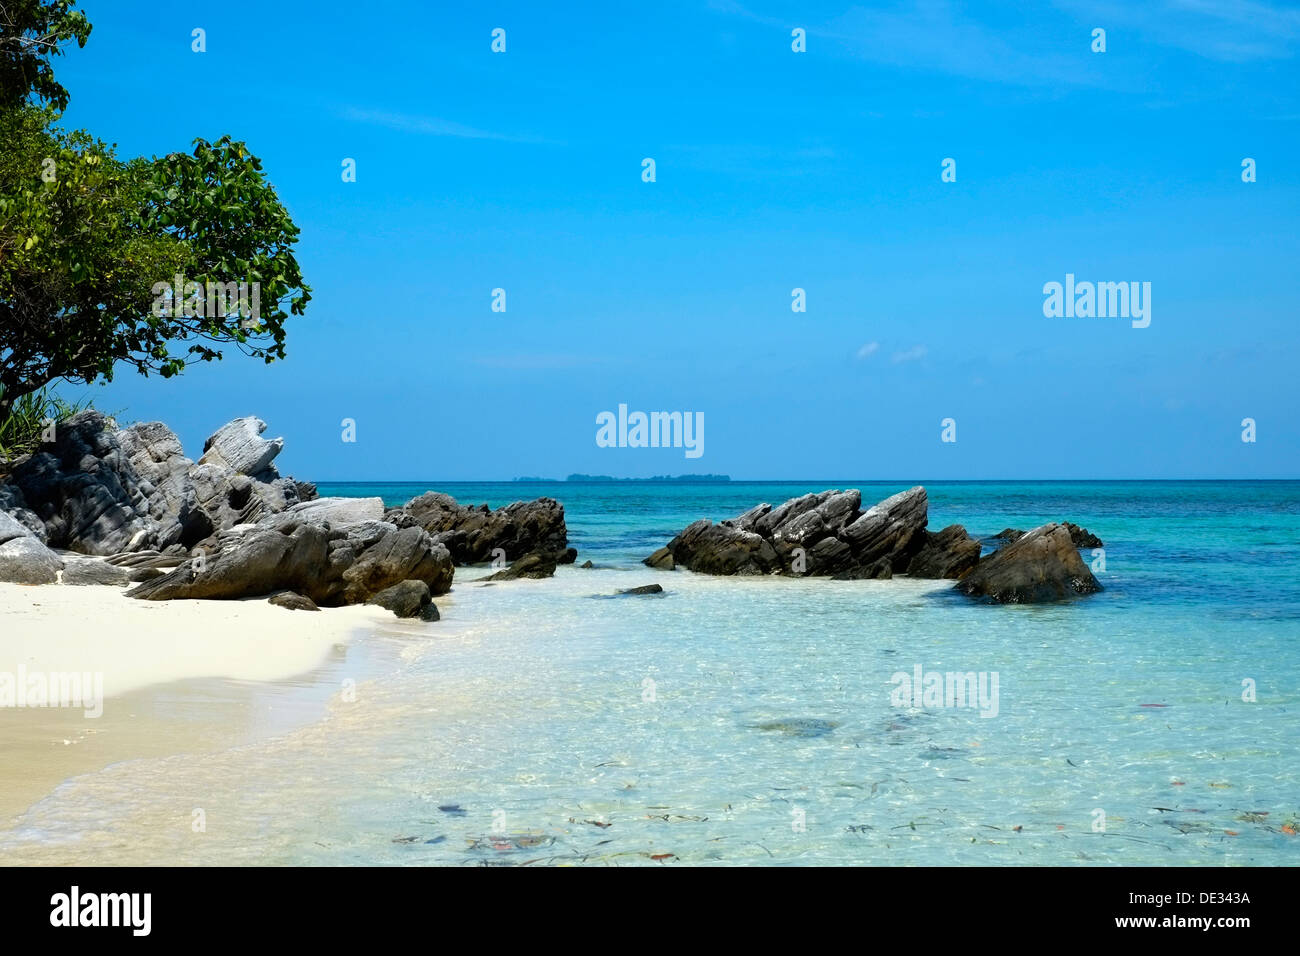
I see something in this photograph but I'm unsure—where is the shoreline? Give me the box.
[0,583,402,823]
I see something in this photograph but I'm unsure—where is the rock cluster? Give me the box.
[387,491,574,577]
[645,487,975,580]
[2,412,312,555]
[646,486,1103,603]
[0,413,573,612]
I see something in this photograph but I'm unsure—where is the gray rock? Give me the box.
[657,519,782,575]
[117,420,211,549]
[648,486,926,578]
[0,509,33,545]
[0,484,45,541]
[617,583,664,595]
[288,496,384,526]
[955,523,1103,603]
[903,524,982,579]
[0,535,64,584]
[832,556,893,580]
[365,579,433,618]
[839,486,928,568]
[128,520,454,606]
[61,558,132,586]
[268,590,320,611]
[1062,522,1104,549]
[198,416,284,476]
[7,411,158,554]
[2,413,307,555]
[395,493,568,564]
[486,551,560,581]
[643,546,675,571]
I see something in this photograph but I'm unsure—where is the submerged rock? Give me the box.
[486,551,559,581]
[955,522,1103,603]
[617,583,664,595]
[754,718,838,738]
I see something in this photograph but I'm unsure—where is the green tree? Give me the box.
[0,1,310,420]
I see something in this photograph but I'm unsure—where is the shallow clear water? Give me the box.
[1,481,1297,865]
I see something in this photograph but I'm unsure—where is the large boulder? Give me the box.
[61,557,132,586]
[955,523,1102,603]
[365,579,438,620]
[659,519,782,575]
[0,534,64,584]
[198,416,284,478]
[393,493,569,564]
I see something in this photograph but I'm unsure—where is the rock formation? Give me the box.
[954,523,1103,603]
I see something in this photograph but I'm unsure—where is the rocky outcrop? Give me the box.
[391,493,570,565]
[646,486,931,578]
[366,579,439,620]
[1,413,312,555]
[955,523,1102,603]
[126,516,454,606]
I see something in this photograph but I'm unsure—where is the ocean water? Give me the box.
[2,481,1297,865]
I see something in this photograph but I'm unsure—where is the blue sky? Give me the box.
[52,0,1300,479]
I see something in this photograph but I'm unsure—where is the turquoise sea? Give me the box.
[3,480,1298,865]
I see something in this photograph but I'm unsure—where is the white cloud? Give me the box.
[892,345,928,364]
[341,108,548,144]
[856,341,880,359]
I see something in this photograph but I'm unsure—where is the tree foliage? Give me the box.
[0,1,310,418]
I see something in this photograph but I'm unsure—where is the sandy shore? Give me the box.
[0,582,394,821]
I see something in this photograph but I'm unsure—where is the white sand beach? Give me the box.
[0,582,395,822]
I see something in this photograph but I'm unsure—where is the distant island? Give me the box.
[511,474,731,483]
